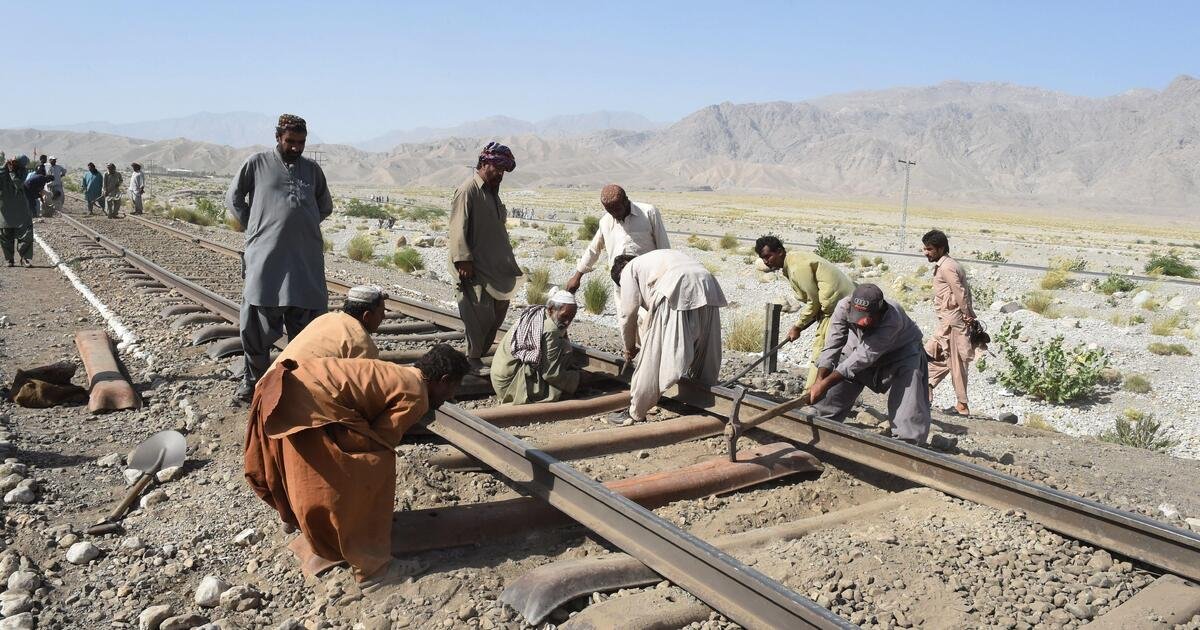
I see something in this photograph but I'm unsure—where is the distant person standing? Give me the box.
[43,156,66,217]
[82,163,103,214]
[226,113,333,405]
[448,142,522,374]
[564,184,671,294]
[102,163,123,218]
[35,155,47,176]
[128,163,145,214]
[1,156,35,267]
[922,229,977,416]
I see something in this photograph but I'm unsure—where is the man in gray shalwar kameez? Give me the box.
[226,114,333,404]
[448,142,523,374]
[807,284,932,444]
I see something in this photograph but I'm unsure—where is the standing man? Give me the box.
[128,163,145,215]
[610,250,727,425]
[101,163,123,218]
[564,184,671,294]
[1,157,35,267]
[806,284,932,444]
[922,229,977,416]
[448,142,522,374]
[754,235,856,393]
[82,163,103,215]
[490,289,583,404]
[226,113,334,405]
[43,156,66,217]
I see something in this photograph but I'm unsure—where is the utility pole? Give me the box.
[897,159,916,249]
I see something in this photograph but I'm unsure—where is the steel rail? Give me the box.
[57,211,845,629]
[77,212,1200,581]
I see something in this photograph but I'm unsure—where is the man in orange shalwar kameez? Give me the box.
[244,344,469,591]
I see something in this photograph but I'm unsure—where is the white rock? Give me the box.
[1166,295,1186,310]
[156,466,182,483]
[1131,290,1153,308]
[3,488,33,504]
[1185,517,1200,533]
[123,469,144,485]
[0,592,32,616]
[232,528,261,547]
[138,604,173,630]
[0,476,22,494]
[194,575,229,608]
[120,536,145,551]
[1159,503,1179,519]
[6,571,37,593]
[97,453,123,467]
[0,612,33,629]
[66,541,100,564]
[140,490,168,509]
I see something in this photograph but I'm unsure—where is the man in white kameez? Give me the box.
[564,184,671,294]
[609,250,727,425]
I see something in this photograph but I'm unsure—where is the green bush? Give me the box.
[399,204,445,222]
[581,277,610,314]
[1147,342,1191,356]
[1145,251,1196,278]
[725,312,764,353]
[578,216,600,241]
[344,198,392,220]
[1100,409,1176,451]
[167,206,214,227]
[346,235,374,261]
[1122,374,1152,394]
[972,283,995,308]
[719,233,739,250]
[392,247,424,272]
[1096,274,1138,295]
[1049,256,1087,272]
[814,234,853,263]
[525,267,551,305]
[195,197,225,223]
[993,320,1109,403]
[546,224,572,247]
[974,250,1007,263]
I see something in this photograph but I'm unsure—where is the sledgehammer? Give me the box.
[724,386,811,461]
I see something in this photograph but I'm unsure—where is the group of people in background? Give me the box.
[82,161,144,217]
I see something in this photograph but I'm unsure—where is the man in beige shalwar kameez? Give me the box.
[921,229,978,416]
[490,289,582,404]
[269,285,387,368]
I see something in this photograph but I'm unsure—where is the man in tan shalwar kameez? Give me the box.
[244,344,470,591]
[921,229,978,416]
[269,285,387,368]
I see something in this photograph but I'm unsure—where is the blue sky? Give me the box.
[3,1,1196,141]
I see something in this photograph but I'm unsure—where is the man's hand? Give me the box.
[963,313,976,324]
[808,376,830,403]
[623,348,638,363]
[454,261,475,281]
[565,271,583,293]
[786,325,803,342]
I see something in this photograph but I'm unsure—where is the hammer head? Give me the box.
[724,386,747,462]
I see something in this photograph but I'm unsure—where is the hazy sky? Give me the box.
[3,1,1196,141]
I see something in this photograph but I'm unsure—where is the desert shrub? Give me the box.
[1145,251,1196,278]
[725,312,764,353]
[224,216,244,232]
[578,216,600,241]
[814,234,853,263]
[552,247,570,261]
[322,237,332,253]
[914,265,928,275]
[1148,342,1191,356]
[355,224,369,231]
[1098,368,1123,385]
[63,178,82,194]
[392,247,424,272]
[1024,414,1057,432]
[972,283,995,308]
[428,220,445,232]
[873,256,884,265]
[1100,409,1176,451]
[344,198,392,220]
[1096,274,1137,295]
[719,233,739,250]
[976,356,988,373]
[1140,296,1159,311]
[993,320,1109,403]
[703,261,722,276]
[1040,268,1070,290]
[346,235,374,261]
[1049,256,1087,272]
[399,204,444,222]
[167,206,214,227]
[581,277,610,315]
[858,256,873,268]
[974,250,1007,263]
[1150,311,1185,336]
[194,197,224,223]
[1023,292,1054,315]
[525,267,551,305]
[687,234,713,251]
[1122,374,1152,394]
[546,224,572,247]
[1130,313,1146,324]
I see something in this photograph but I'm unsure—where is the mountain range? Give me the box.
[4,76,1198,216]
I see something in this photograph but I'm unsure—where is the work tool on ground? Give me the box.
[86,430,186,535]
[724,386,811,461]
[720,337,792,388]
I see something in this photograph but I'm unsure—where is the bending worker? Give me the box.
[244,344,470,593]
[564,184,670,294]
[806,284,932,444]
[490,289,582,404]
[755,235,855,392]
[270,285,388,366]
[610,250,727,425]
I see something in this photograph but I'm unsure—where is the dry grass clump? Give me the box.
[1147,342,1191,356]
[687,234,713,251]
[392,247,424,272]
[719,233,739,249]
[578,216,600,241]
[552,247,570,261]
[581,277,610,315]
[1150,311,1184,336]
[1098,367,1123,386]
[1100,409,1177,451]
[725,312,764,353]
[1122,374,1152,394]
[1040,267,1070,290]
[346,235,374,261]
[1023,292,1055,315]
[525,267,551,305]
[1024,414,1057,432]
[322,237,333,253]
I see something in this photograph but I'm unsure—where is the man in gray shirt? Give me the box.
[226,113,333,404]
[807,284,932,444]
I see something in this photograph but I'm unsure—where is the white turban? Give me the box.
[346,285,387,304]
[547,288,576,306]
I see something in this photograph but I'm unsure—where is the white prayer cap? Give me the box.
[48,156,56,160]
[346,285,387,304]
[547,288,576,306]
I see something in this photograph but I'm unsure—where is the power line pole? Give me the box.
[897,159,916,249]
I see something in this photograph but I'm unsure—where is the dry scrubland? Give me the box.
[142,177,1200,458]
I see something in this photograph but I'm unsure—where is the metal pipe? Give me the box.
[472,391,631,428]
[74,330,140,413]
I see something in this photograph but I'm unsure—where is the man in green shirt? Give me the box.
[490,289,581,404]
[1,157,35,267]
[755,235,856,393]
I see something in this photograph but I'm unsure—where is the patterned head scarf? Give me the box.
[478,142,516,172]
[276,114,307,135]
[600,184,627,207]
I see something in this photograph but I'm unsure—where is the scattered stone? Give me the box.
[233,528,261,547]
[1185,517,1200,533]
[160,614,209,630]
[456,604,477,621]
[6,571,38,593]
[996,412,1018,424]
[0,476,22,494]
[139,604,173,630]
[0,592,32,617]
[998,302,1023,314]
[121,536,146,551]
[1066,603,1095,620]
[1131,290,1153,308]
[97,453,123,467]
[195,575,230,608]
[66,541,101,564]
[140,490,168,509]
[0,613,33,630]
[123,469,144,485]
[929,434,958,452]
[3,487,34,504]
[1158,503,1179,519]
[219,585,262,611]
[1087,550,1114,571]
[156,466,182,483]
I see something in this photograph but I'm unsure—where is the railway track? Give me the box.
[48,206,1200,628]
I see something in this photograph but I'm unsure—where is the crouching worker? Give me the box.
[490,289,582,404]
[269,285,388,367]
[806,284,932,444]
[244,344,470,592]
